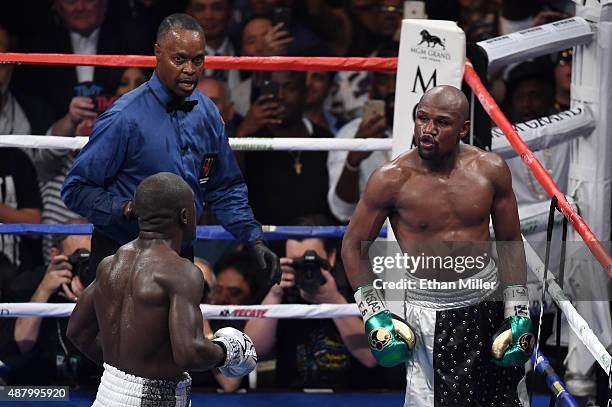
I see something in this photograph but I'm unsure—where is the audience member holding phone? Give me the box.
[327,42,398,222]
[236,79,284,139]
[272,7,292,33]
[239,71,335,226]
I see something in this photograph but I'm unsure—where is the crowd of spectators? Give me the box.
[0,0,585,397]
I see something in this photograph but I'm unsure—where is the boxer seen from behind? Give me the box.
[342,86,534,406]
[67,173,256,407]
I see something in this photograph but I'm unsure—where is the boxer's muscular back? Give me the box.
[93,241,192,381]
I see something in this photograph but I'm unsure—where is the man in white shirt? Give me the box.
[327,43,398,222]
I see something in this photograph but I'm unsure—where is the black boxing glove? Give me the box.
[250,241,281,284]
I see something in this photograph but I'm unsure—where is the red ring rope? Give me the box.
[0,53,398,72]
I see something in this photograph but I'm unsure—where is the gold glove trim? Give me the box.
[392,319,416,349]
[491,328,512,359]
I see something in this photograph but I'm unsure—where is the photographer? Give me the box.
[4,225,101,385]
[244,215,378,389]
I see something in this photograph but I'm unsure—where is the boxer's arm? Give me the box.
[67,281,103,366]
[488,155,527,286]
[163,261,226,371]
[342,165,397,290]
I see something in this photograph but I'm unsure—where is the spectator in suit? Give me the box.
[11,0,132,134]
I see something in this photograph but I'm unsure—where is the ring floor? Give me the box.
[1,390,558,406]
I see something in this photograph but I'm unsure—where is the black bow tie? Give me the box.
[166,99,198,113]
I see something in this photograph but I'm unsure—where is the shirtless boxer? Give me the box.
[342,86,534,406]
[67,172,256,406]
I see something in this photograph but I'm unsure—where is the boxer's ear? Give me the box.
[458,120,470,141]
[180,208,188,226]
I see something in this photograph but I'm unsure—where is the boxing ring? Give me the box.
[1,3,612,405]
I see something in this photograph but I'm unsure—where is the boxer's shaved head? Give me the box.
[419,85,469,122]
[134,172,195,233]
[414,86,471,161]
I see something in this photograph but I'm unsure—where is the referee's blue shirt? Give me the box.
[62,72,263,245]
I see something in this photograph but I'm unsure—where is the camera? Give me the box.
[67,248,90,277]
[292,250,330,293]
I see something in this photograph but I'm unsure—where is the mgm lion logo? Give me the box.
[418,29,446,50]
[369,328,392,350]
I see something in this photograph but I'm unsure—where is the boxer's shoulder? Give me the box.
[152,255,204,295]
[93,249,126,283]
[379,150,422,182]
[364,156,417,206]
[461,144,505,168]
[459,145,509,180]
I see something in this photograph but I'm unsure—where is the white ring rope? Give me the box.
[0,135,390,152]
[523,234,612,375]
[0,303,358,319]
[0,106,592,153]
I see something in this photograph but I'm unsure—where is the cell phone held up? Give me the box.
[362,99,386,127]
[272,7,292,31]
[260,80,280,100]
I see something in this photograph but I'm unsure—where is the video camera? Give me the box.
[292,250,330,293]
